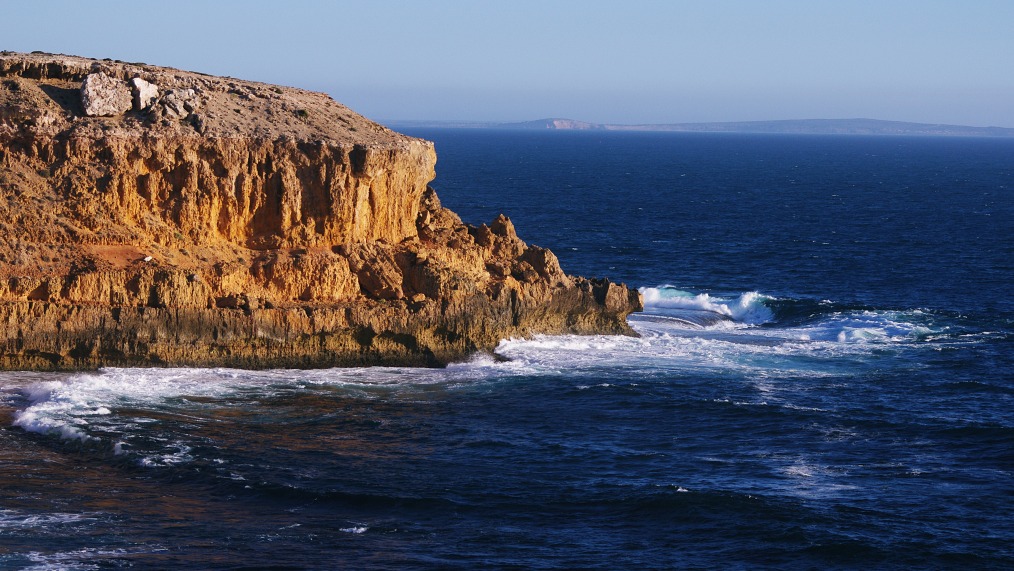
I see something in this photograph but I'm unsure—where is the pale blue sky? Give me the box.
[5,0,1013,126]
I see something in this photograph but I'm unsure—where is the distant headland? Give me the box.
[388,117,1014,137]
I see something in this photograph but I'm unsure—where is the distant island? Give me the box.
[388,117,1014,137]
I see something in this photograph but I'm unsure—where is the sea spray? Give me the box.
[640,286,776,324]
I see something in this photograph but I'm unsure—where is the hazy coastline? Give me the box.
[387,117,1014,137]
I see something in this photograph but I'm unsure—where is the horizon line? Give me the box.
[381,116,1014,130]
[380,117,1014,136]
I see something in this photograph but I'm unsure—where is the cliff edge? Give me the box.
[0,51,641,370]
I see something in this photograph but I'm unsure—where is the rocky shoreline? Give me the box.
[0,52,641,370]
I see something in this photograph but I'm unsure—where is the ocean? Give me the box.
[1,130,1012,569]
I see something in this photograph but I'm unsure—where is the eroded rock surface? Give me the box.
[80,72,132,116]
[0,51,641,370]
[130,77,158,111]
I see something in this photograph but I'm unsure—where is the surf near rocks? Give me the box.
[0,51,641,370]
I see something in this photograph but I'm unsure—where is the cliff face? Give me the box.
[0,52,641,370]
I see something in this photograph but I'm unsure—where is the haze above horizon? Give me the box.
[5,1,1013,128]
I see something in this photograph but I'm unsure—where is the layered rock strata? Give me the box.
[0,52,641,370]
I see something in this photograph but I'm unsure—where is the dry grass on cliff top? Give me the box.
[0,51,410,145]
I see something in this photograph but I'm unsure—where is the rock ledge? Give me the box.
[0,51,641,370]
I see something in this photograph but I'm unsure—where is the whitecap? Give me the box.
[640,286,775,325]
[0,510,95,530]
[138,443,193,467]
[10,368,290,449]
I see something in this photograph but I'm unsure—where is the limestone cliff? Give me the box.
[0,52,641,370]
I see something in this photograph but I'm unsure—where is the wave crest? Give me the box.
[640,287,775,325]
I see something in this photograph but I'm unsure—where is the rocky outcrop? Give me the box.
[131,77,158,111]
[0,52,641,370]
[80,72,132,116]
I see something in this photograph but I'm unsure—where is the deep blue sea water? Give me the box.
[1,130,1012,569]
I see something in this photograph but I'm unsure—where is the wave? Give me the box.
[11,369,245,444]
[0,509,98,531]
[2,287,977,456]
[5,362,555,455]
[637,285,954,344]
[640,287,774,325]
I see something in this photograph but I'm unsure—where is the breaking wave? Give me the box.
[640,286,775,325]
[638,285,953,344]
[2,287,975,459]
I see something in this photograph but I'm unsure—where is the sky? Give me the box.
[4,0,1013,127]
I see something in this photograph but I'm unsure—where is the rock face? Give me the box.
[0,52,642,370]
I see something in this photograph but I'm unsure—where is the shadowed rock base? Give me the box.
[0,277,638,370]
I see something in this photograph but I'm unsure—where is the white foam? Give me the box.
[640,287,775,324]
[494,334,654,374]
[783,310,942,344]
[494,300,947,383]
[12,369,238,443]
[21,546,165,571]
[138,443,193,467]
[9,367,328,456]
[0,510,95,530]
[9,362,554,454]
[5,293,952,460]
